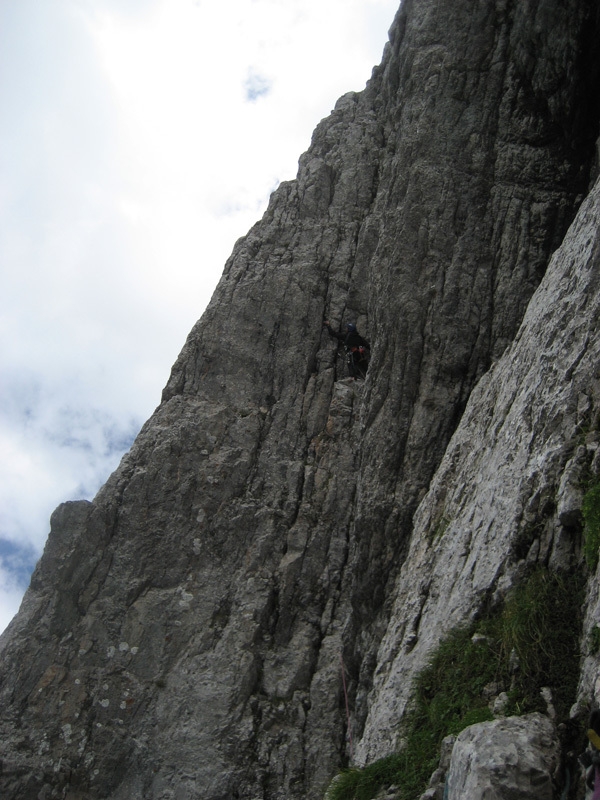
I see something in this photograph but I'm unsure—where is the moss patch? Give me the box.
[582,481,600,570]
[588,625,600,656]
[325,568,584,800]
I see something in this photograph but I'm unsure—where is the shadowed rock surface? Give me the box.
[1,0,600,798]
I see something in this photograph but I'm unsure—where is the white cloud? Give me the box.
[0,0,399,633]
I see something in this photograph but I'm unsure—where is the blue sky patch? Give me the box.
[244,69,272,102]
[0,539,37,589]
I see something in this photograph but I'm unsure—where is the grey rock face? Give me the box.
[445,714,560,800]
[358,169,600,763]
[1,1,600,799]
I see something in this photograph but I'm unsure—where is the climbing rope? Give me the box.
[340,653,354,761]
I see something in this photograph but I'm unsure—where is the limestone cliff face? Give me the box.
[358,167,600,764]
[1,1,600,799]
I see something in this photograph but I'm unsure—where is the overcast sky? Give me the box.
[0,0,399,633]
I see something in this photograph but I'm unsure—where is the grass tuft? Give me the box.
[501,568,583,719]
[582,481,600,570]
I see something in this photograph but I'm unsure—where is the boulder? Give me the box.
[446,714,559,800]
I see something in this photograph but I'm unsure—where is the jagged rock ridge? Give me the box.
[1,0,600,798]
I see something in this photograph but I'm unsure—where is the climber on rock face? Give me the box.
[323,319,370,379]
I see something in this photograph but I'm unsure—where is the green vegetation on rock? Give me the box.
[501,568,583,719]
[589,625,600,656]
[325,568,583,800]
[582,481,600,570]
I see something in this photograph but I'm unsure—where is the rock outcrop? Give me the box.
[1,1,600,799]
[446,714,560,800]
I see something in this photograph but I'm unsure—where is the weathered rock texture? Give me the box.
[357,165,600,765]
[2,0,600,798]
[445,714,560,800]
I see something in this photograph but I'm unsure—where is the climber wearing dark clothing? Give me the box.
[323,320,370,379]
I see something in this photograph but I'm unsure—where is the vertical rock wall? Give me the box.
[0,1,599,798]
[358,169,600,763]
